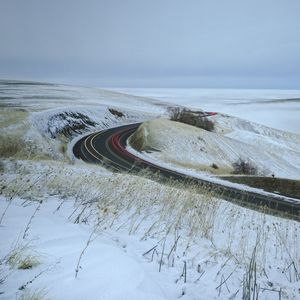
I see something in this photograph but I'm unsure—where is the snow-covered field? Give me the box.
[1,81,300,299]
[113,88,300,134]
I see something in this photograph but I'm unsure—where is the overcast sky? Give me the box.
[1,0,300,88]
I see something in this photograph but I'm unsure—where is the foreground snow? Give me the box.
[0,197,174,300]
[1,161,300,299]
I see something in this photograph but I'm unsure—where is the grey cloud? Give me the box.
[1,0,300,88]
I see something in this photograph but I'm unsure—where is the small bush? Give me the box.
[211,163,219,169]
[108,108,124,118]
[232,158,258,175]
[169,107,215,132]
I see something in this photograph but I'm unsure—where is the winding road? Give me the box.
[73,122,300,221]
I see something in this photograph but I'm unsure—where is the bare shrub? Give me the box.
[232,158,258,175]
[169,107,215,132]
[108,108,124,118]
[211,163,219,169]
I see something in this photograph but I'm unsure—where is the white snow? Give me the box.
[1,81,300,299]
[113,88,300,134]
[128,118,300,180]
[0,197,173,300]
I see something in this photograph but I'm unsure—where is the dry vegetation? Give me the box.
[222,175,300,199]
[169,107,215,132]
[108,108,125,118]
[0,109,65,161]
[17,288,48,300]
[6,244,41,270]
[0,134,27,158]
[232,158,259,175]
[0,109,28,128]
[1,161,299,292]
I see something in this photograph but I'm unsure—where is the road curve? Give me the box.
[73,122,300,221]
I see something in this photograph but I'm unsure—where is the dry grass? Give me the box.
[2,161,299,268]
[0,108,66,161]
[17,288,48,300]
[128,124,147,151]
[166,158,232,175]
[1,159,299,297]
[4,242,41,270]
[0,134,27,158]
[221,175,300,199]
[0,108,28,128]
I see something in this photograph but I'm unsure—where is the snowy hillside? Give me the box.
[128,117,300,179]
[1,81,300,300]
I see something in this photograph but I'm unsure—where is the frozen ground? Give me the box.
[113,88,300,134]
[1,161,299,300]
[0,196,174,300]
[1,81,300,299]
[127,117,300,180]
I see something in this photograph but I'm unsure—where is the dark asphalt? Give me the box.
[73,123,300,222]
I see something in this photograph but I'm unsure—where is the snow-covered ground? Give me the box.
[1,161,299,300]
[1,81,300,299]
[0,195,175,300]
[113,88,300,134]
[128,117,300,180]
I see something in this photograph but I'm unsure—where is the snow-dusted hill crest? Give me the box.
[30,105,155,139]
[0,81,170,161]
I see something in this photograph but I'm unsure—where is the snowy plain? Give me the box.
[113,88,300,134]
[1,81,300,299]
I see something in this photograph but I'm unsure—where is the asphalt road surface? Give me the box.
[73,122,300,221]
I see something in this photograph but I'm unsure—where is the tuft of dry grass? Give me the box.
[6,244,41,270]
[17,255,41,270]
[17,288,48,300]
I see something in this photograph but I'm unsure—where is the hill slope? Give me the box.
[129,117,300,179]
